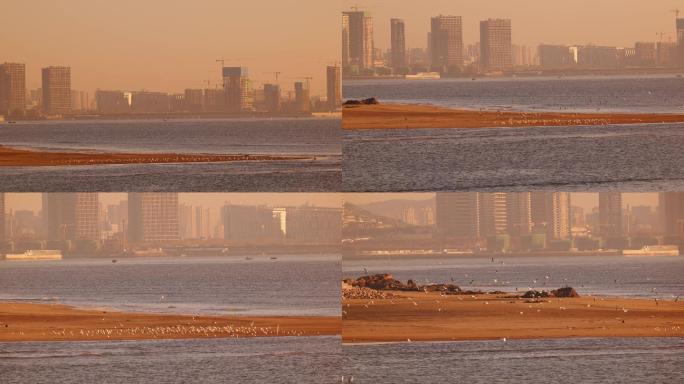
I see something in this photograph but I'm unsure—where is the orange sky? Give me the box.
[1,0,339,96]
[4,193,342,212]
[343,0,682,50]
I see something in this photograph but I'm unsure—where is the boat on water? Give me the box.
[4,250,63,261]
[405,72,441,80]
[623,245,679,257]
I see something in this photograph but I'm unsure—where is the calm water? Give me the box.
[0,118,341,192]
[344,75,684,113]
[0,255,340,316]
[0,118,340,155]
[343,255,684,299]
[343,337,684,383]
[343,123,684,191]
[0,336,341,384]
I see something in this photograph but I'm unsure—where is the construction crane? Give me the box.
[263,71,282,83]
[671,8,680,18]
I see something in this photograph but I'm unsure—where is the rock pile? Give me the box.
[522,287,580,299]
[343,97,379,106]
[344,274,461,294]
[342,286,397,300]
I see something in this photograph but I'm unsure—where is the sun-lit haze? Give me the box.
[4,193,341,212]
[344,193,659,212]
[1,0,339,95]
[343,0,682,50]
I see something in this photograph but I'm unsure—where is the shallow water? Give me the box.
[343,255,684,299]
[343,123,684,191]
[0,336,341,384]
[343,337,684,383]
[0,255,341,316]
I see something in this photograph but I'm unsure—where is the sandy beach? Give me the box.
[0,302,340,342]
[0,146,308,167]
[342,103,684,130]
[342,290,684,343]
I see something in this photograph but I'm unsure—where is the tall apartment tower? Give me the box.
[294,81,310,112]
[660,192,684,236]
[263,84,281,113]
[599,192,623,237]
[0,63,26,116]
[430,15,463,72]
[41,66,72,115]
[223,67,252,112]
[480,19,512,71]
[435,193,480,244]
[506,192,532,237]
[390,18,406,69]
[0,193,5,243]
[547,192,571,240]
[128,193,180,243]
[326,65,342,110]
[677,18,684,65]
[480,193,508,237]
[342,11,374,69]
[43,193,99,241]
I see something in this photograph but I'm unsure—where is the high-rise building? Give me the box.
[274,206,341,244]
[660,192,684,236]
[506,192,531,237]
[435,193,480,244]
[547,192,571,240]
[95,90,130,114]
[480,193,508,237]
[480,19,512,71]
[326,65,341,110]
[0,193,5,242]
[127,193,179,243]
[130,91,170,113]
[390,18,406,69]
[0,63,26,116]
[263,84,281,113]
[41,66,71,115]
[43,193,99,241]
[184,89,203,112]
[223,67,252,111]
[599,192,623,237]
[577,46,619,69]
[677,18,684,65]
[221,204,281,243]
[294,81,310,112]
[430,15,463,72]
[342,11,374,69]
[538,45,574,68]
[634,42,657,66]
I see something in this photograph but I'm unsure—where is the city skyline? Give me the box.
[343,0,683,50]
[3,193,342,212]
[1,0,338,95]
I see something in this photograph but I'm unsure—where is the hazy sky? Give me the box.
[4,193,342,212]
[1,0,339,96]
[344,193,660,212]
[343,0,683,50]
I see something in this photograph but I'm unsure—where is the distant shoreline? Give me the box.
[342,288,684,343]
[342,103,684,130]
[0,301,341,342]
[0,145,311,167]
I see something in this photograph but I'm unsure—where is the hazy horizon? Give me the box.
[344,193,660,213]
[4,193,342,213]
[2,0,339,96]
[343,0,683,50]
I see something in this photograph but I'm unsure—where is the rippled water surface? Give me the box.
[343,337,684,383]
[0,336,341,384]
[343,123,684,191]
[0,118,341,191]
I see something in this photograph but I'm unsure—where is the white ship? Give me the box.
[623,245,679,257]
[4,250,63,261]
[405,72,441,80]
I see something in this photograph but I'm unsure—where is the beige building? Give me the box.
[41,66,71,115]
[0,62,26,116]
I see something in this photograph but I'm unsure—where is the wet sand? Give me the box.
[0,302,340,342]
[0,146,308,166]
[342,291,684,343]
[342,103,684,130]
